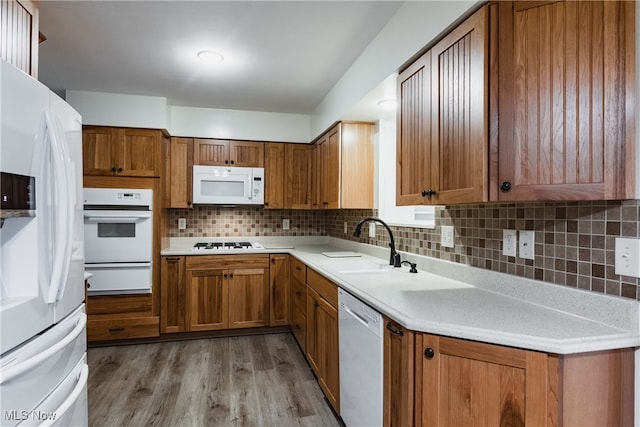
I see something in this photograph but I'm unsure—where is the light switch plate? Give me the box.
[368,223,376,238]
[441,225,454,248]
[502,229,517,257]
[282,219,290,230]
[615,238,640,277]
[344,221,348,234]
[519,230,535,260]
[178,217,186,230]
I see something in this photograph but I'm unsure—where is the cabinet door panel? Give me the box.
[285,143,312,209]
[82,127,117,175]
[418,334,548,427]
[161,256,186,333]
[230,141,264,167]
[269,255,289,326]
[496,1,634,200]
[396,52,432,206]
[194,139,230,165]
[228,268,268,329]
[120,128,161,176]
[431,6,488,204]
[187,269,228,331]
[168,137,193,208]
[322,125,340,209]
[264,143,285,209]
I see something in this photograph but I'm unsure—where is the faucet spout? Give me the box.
[353,217,401,267]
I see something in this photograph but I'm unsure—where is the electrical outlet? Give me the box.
[282,219,290,230]
[615,238,640,277]
[502,229,517,257]
[368,223,376,238]
[519,230,535,260]
[441,225,454,248]
[344,221,348,234]
[178,218,186,230]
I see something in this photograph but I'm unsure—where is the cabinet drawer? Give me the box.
[87,316,159,342]
[307,268,337,308]
[290,305,306,352]
[291,257,307,283]
[86,294,153,317]
[290,276,307,314]
[186,254,269,270]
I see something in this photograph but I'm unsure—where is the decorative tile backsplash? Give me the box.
[326,201,640,301]
[166,200,640,301]
[167,206,325,237]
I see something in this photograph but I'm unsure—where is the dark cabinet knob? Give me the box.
[230,160,235,165]
[501,181,512,192]
[187,201,192,206]
[421,189,436,197]
[424,347,435,359]
[117,167,123,173]
[111,167,116,172]
[225,160,229,164]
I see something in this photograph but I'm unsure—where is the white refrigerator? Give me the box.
[0,60,88,426]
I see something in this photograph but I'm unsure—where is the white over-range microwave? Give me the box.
[193,166,264,205]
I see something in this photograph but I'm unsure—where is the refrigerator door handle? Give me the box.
[45,111,74,304]
[0,313,86,385]
[39,364,89,427]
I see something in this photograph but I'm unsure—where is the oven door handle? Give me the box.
[84,213,151,223]
[85,262,152,269]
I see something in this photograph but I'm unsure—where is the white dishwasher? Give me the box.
[338,288,383,427]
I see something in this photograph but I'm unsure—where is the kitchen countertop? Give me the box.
[162,236,640,354]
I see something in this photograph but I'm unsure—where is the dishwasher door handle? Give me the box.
[341,304,370,328]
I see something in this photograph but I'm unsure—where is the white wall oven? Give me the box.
[83,188,153,295]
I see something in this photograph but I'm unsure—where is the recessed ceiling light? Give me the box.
[197,50,224,64]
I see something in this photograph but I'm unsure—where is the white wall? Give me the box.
[310,1,479,138]
[66,90,169,130]
[168,105,309,142]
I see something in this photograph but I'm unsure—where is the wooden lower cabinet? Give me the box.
[289,258,307,351]
[160,256,186,333]
[383,332,636,427]
[306,269,339,414]
[269,254,290,326]
[383,318,415,427]
[86,294,159,342]
[171,254,270,332]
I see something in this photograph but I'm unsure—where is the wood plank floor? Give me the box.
[88,333,342,426]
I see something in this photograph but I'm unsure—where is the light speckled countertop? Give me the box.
[162,236,640,354]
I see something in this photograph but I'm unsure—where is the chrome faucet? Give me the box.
[353,217,402,267]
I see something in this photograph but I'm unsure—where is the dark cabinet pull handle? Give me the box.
[295,291,302,297]
[501,181,512,192]
[421,189,437,197]
[424,347,435,359]
[386,322,404,336]
[165,257,180,261]
[223,273,228,279]
[295,324,302,330]
[109,327,125,333]
[229,273,234,279]
[296,266,302,271]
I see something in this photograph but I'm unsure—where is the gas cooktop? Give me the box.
[192,241,262,251]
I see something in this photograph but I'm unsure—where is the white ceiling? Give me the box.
[37,1,404,116]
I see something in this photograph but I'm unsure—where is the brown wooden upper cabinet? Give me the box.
[193,138,264,167]
[82,126,163,177]
[286,143,313,209]
[312,122,374,209]
[397,1,635,205]
[397,6,488,206]
[166,137,194,208]
[264,142,286,209]
[494,0,635,201]
[1,0,39,78]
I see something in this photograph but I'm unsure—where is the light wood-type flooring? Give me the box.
[87,333,341,426]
